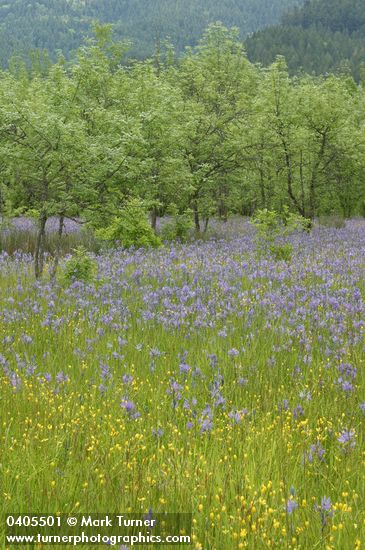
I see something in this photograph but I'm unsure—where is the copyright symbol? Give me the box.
[67,517,78,526]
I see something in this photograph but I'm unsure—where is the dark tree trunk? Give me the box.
[282,139,305,217]
[150,207,158,232]
[203,217,209,233]
[259,169,266,209]
[299,150,306,217]
[35,211,47,279]
[193,200,200,233]
[309,179,316,222]
[259,143,266,208]
[218,200,228,222]
[50,214,64,281]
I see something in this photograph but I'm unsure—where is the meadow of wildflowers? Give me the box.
[1,219,365,549]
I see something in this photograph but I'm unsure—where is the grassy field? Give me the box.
[1,220,365,549]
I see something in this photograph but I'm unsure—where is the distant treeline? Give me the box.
[0,0,302,66]
[246,0,365,82]
[0,23,364,244]
[1,0,364,83]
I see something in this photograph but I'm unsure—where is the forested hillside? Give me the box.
[246,0,365,81]
[0,0,303,65]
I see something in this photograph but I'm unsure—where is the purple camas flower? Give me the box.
[179,362,191,374]
[228,409,248,424]
[122,374,133,385]
[320,496,332,512]
[207,353,218,368]
[202,404,212,417]
[316,496,334,528]
[307,441,325,463]
[338,429,356,448]
[200,418,213,433]
[230,411,241,424]
[56,371,69,384]
[168,380,181,394]
[199,404,213,433]
[210,387,225,408]
[299,389,312,401]
[292,404,304,419]
[120,399,135,413]
[338,362,357,379]
[340,379,354,392]
[10,372,22,391]
[99,383,108,394]
[192,367,203,379]
[286,499,298,514]
[152,427,163,438]
[100,362,111,381]
[26,365,36,376]
[167,379,182,408]
[120,399,140,420]
[143,508,155,524]
[279,399,290,412]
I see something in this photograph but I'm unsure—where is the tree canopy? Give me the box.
[0,24,364,276]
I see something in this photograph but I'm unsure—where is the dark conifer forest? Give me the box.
[246,0,365,81]
[0,0,303,65]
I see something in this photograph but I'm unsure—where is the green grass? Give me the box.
[1,234,365,549]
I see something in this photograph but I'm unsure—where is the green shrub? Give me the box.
[160,207,193,243]
[269,242,293,262]
[60,246,97,284]
[96,198,161,249]
[252,207,309,262]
